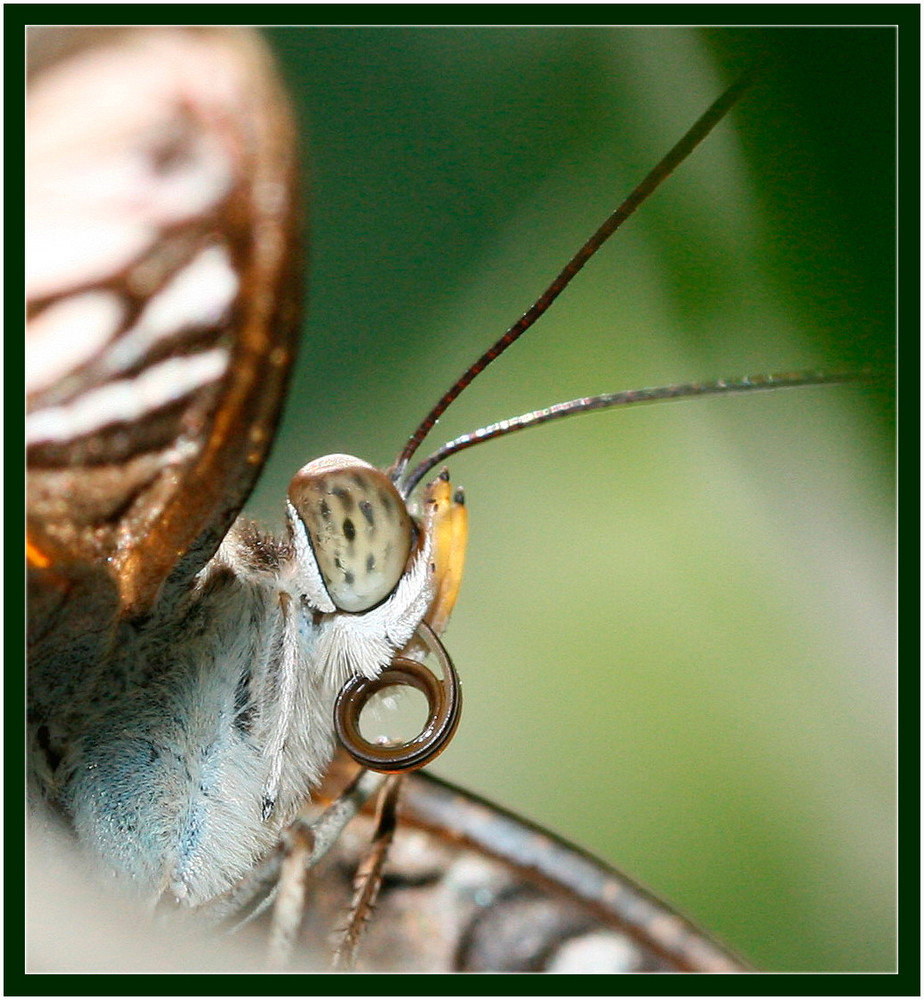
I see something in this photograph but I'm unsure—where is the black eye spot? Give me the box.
[359,500,375,526]
[319,499,331,520]
[343,518,356,542]
[332,486,354,511]
[344,571,355,586]
[366,554,375,573]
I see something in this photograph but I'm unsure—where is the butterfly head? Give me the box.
[287,454,466,774]
[287,454,415,614]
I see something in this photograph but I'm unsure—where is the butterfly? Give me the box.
[25,25,894,973]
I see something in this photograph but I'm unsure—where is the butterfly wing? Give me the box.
[26,26,300,666]
[297,764,747,972]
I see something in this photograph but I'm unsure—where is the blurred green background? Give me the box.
[250,27,895,971]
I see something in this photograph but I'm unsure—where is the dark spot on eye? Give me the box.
[366,554,375,573]
[335,556,343,569]
[332,487,354,511]
[344,571,355,586]
[377,489,394,514]
[343,518,356,542]
[351,473,367,489]
[320,499,331,520]
[359,500,375,526]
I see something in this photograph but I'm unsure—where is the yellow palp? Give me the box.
[420,471,468,639]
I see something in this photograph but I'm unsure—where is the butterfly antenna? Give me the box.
[391,70,755,490]
[400,371,871,497]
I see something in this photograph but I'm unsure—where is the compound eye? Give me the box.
[288,454,413,613]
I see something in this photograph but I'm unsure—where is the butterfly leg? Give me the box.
[264,816,315,969]
[331,773,404,971]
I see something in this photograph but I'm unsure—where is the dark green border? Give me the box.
[11,5,916,996]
